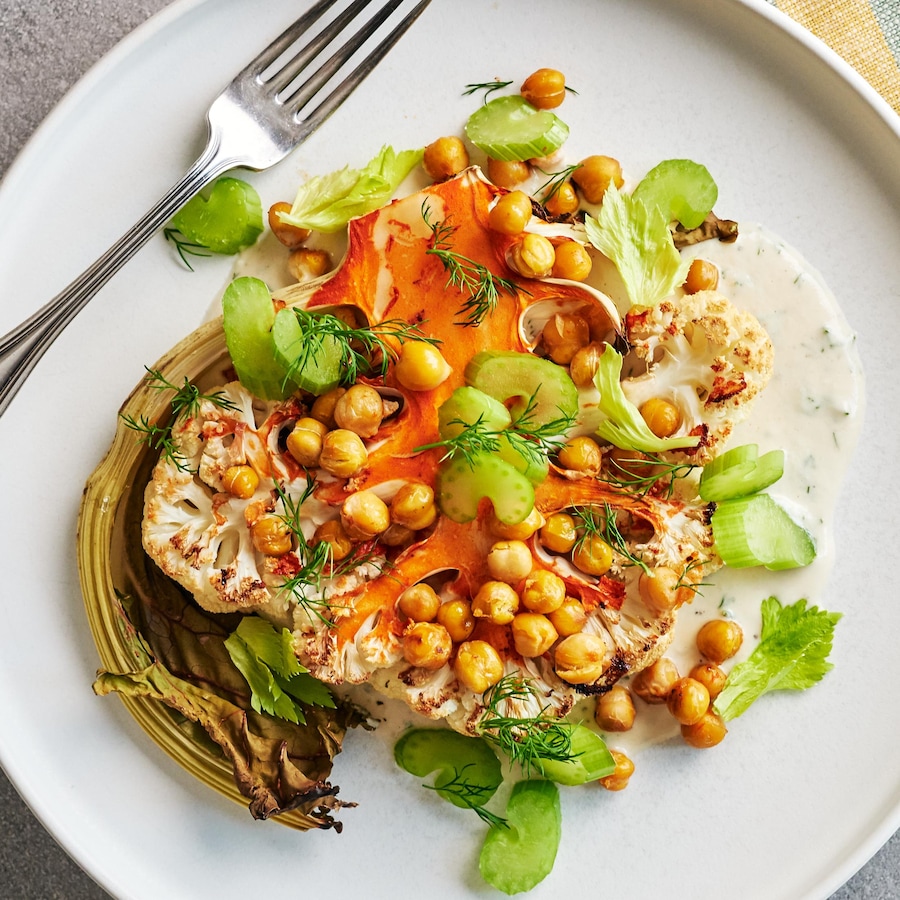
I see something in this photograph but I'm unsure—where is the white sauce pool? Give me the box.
[579,224,865,751]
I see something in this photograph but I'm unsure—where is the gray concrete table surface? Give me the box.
[0,1,898,898]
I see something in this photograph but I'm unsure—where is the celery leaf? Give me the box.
[224,616,335,725]
[584,182,691,307]
[714,597,841,721]
[278,145,423,232]
[593,345,699,452]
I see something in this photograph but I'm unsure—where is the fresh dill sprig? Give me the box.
[423,765,508,828]
[282,308,439,386]
[570,503,650,573]
[476,674,578,774]
[412,414,502,465]
[164,227,211,270]
[120,369,237,472]
[143,367,239,419]
[505,391,577,463]
[120,413,192,473]
[675,557,709,598]
[603,451,697,499]
[272,478,382,625]
[462,79,513,103]
[534,162,582,206]
[413,390,575,469]
[422,200,522,327]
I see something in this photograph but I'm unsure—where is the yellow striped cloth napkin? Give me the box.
[770,0,900,113]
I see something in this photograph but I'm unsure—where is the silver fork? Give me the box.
[0,0,430,418]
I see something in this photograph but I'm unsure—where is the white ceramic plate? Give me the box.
[1,1,898,897]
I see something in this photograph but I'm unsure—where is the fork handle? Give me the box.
[0,142,242,418]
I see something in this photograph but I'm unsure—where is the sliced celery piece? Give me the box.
[436,452,535,524]
[496,432,549,484]
[438,386,511,440]
[700,444,785,501]
[465,350,578,425]
[172,176,263,254]
[631,159,718,230]
[394,728,502,811]
[271,307,343,396]
[466,95,569,162]
[535,724,615,785]
[712,494,816,570]
[479,780,561,895]
[221,277,297,401]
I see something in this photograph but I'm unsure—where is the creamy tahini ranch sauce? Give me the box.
[235,213,864,751]
[581,224,864,750]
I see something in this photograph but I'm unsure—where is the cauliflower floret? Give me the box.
[621,290,774,464]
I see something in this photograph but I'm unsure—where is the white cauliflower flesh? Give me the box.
[621,290,774,464]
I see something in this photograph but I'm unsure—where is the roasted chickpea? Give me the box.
[666,676,711,725]
[568,341,605,388]
[391,482,437,531]
[638,566,692,615]
[287,248,331,282]
[548,598,588,637]
[557,435,602,473]
[551,240,592,281]
[380,523,415,547]
[540,513,578,554]
[554,632,609,684]
[334,383,384,438]
[397,582,441,622]
[312,519,353,562]
[221,464,259,499]
[402,622,452,670]
[486,157,530,188]
[684,257,719,294]
[631,657,679,704]
[437,599,476,643]
[520,67,567,109]
[511,613,558,657]
[267,201,310,249]
[544,181,579,217]
[572,155,624,204]
[521,569,566,614]
[286,416,328,467]
[541,312,590,364]
[394,341,452,392]
[681,709,728,748]
[598,750,634,791]
[696,618,744,663]
[455,640,504,693]
[340,490,390,540]
[422,136,469,182]
[471,580,520,625]
[689,662,728,701]
[486,540,533,584]
[639,397,682,439]
[319,428,367,478]
[488,190,533,234]
[572,533,614,576]
[250,514,292,556]
[508,232,555,279]
[310,387,346,428]
[595,685,636,732]
[490,506,544,540]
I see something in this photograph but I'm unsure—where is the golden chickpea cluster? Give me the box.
[592,616,744,788]
[398,510,618,694]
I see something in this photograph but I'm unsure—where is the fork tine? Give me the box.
[243,0,342,75]
[264,0,382,98]
[284,0,428,125]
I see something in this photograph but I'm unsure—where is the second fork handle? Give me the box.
[0,142,244,419]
